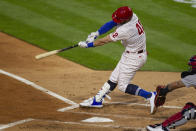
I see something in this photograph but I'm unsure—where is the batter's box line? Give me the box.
[0,69,77,106]
[66,110,162,121]
[104,101,182,109]
[57,101,182,112]
[58,104,79,112]
[33,119,147,131]
[0,118,34,130]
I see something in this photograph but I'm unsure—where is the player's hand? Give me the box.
[86,31,99,43]
[78,41,87,48]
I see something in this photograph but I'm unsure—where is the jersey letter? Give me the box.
[136,20,144,35]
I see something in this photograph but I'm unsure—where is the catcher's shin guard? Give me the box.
[162,102,196,129]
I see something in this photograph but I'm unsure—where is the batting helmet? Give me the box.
[112,6,133,24]
[188,55,196,70]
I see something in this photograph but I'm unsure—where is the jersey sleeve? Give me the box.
[98,20,117,35]
[181,75,196,88]
[109,28,129,42]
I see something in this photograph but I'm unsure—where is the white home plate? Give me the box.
[81,117,113,123]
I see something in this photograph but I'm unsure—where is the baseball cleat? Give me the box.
[79,97,103,108]
[149,92,157,114]
[146,124,168,131]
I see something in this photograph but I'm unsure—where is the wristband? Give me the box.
[87,42,94,47]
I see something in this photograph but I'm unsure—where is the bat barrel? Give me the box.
[35,50,59,59]
[35,44,78,60]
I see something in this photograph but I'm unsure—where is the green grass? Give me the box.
[0,0,195,71]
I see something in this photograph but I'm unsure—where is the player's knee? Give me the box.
[107,80,117,91]
[118,83,127,92]
[125,84,140,95]
[182,102,196,120]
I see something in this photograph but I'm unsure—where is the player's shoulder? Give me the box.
[132,13,138,18]
[115,13,138,33]
[131,13,138,22]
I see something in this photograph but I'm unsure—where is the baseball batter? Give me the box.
[78,6,156,114]
[147,55,196,131]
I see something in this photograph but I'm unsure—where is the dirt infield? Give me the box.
[0,32,195,131]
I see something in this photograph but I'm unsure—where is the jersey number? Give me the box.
[136,20,144,35]
[112,32,118,38]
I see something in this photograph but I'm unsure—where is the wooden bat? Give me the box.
[35,44,78,60]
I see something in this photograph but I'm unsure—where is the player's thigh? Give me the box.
[109,62,121,83]
[118,54,146,91]
[118,63,137,92]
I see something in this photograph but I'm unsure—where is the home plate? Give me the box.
[81,117,113,123]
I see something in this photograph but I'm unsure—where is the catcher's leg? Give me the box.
[162,102,196,129]
[147,102,196,131]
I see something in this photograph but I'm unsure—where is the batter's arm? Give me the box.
[98,20,117,35]
[93,35,113,47]
[86,20,117,43]
[78,35,114,48]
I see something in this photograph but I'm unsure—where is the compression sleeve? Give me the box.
[98,20,117,35]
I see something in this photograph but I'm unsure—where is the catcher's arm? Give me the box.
[155,81,185,107]
[166,80,185,92]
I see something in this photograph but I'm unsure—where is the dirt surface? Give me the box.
[0,32,195,131]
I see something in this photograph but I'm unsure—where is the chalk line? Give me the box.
[0,118,34,130]
[58,104,79,112]
[58,100,182,112]
[104,101,182,109]
[0,69,77,106]
[35,119,146,131]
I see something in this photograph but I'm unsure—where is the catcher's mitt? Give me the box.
[155,85,167,107]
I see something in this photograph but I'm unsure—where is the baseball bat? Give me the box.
[35,44,78,59]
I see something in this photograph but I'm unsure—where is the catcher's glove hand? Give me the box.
[155,85,166,107]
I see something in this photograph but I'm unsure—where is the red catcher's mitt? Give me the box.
[155,85,166,107]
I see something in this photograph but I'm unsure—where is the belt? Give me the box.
[126,50,144,54]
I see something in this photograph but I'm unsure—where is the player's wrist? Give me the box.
[87,42,94,48]
[96,31,100,37]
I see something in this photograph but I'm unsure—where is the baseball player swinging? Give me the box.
[78,6,156,114]
[147,55,196,131]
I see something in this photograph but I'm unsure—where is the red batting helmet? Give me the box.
[112,6,133,24]
[188,55,196,70]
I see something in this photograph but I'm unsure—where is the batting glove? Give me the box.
[78,41,94,48]
[78,41,88,48]
[86,31,99,43]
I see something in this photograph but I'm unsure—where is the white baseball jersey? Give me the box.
[109,13,146,52]
[109,13,147,92]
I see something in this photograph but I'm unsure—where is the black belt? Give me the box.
[126,50,144,54]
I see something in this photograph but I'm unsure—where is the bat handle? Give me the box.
[60,44,78,52]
